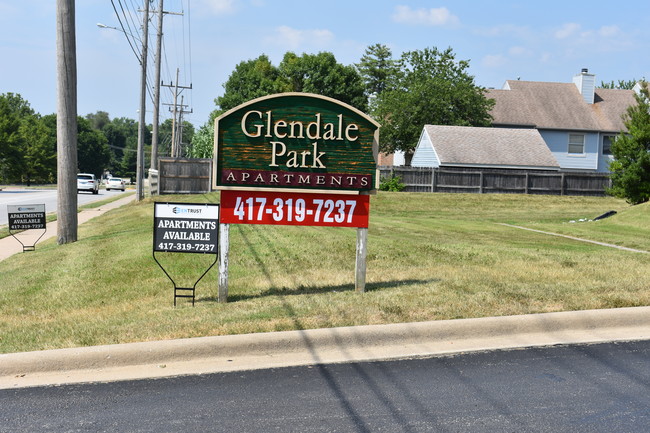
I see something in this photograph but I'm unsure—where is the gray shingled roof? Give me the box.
[486,80,635,133]
[423,125,560,169]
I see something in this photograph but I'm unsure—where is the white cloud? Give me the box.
[483,54,507,68]
[598,25,621,37]
[267,26,334,50]
[475,24,530,39]
[508,46,531,57]
[555,23,581,39]
[392,5,459,27]
[199,0,237,16]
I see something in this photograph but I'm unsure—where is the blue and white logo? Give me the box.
[173,206,202,215]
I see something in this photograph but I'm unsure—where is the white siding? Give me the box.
[573,70,595,104]
[393,150,406,166]
[411,129,440,167]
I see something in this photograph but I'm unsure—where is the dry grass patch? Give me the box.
[1,192,648,353]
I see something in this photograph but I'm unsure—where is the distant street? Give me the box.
[0,188,128,226]
[1,340,648,432]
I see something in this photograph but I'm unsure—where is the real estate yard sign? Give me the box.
[7,204,46,252]
[153,202,220,306]
[213,93,380,193]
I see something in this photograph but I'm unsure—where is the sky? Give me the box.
[1,0,650,129]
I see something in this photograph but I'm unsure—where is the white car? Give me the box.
[105,177,125,191]
[77,173,99,194]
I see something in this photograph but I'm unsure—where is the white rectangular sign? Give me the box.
[153,202,220,254]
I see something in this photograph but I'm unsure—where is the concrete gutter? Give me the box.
[2,306,649,389]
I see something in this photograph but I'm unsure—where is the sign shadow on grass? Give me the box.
[198,278,441,303]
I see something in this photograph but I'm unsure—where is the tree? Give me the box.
[599,79,640,90]
[608,81,650,204]
[85,110,111,131]
[215,55,285,114]
[104,117,139,176]
[77,116,111,177]
[19,114,56,185]
[0,93,55,184]
[187,121,214,158]
[373,47,494,161]
[356,43,398,98]
[279,51,367,111]
[0,93,31,182]
[157,118,194,158]
[213,51,368,116]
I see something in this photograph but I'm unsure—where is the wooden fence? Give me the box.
[379,166,612,196]
[156,158,213,194]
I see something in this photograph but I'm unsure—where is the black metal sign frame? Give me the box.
[7,204,47,252]
[153,202,220,306]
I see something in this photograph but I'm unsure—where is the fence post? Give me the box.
[561,173,566,196]
[525,172,529,195]
[218,223,229,303]
[431,168,436,192]
[355,227,367,292]
[479,171,484,194]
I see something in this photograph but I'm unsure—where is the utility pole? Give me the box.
[150,2,182,173]
[161,67,192,157]
[174,95,193,157]
[56,0,78,244]
[136,0,150,202]
[150,0,164,173]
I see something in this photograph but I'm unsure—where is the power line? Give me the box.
[110,0,141,62]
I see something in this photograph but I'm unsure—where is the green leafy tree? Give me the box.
[215,55,286,114]
[157,118,194,158]
[0,93,30,182]
[188,121,214,158]
[85,110,111,131]
[373,47,494,163]
[278,52,367,111]
[608,81,650,204]
[356,43,398,98]
[102,117,134,175]
[77,116,111,177]
[0,93,55,184]
[599,79,641,90]
[213,51,367,117]
[20,114,56,184]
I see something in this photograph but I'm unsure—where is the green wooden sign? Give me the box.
[213,93,380,192]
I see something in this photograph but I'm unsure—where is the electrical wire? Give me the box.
[109,0,141,62]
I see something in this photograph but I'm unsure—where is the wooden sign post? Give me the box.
[213,93,380,301]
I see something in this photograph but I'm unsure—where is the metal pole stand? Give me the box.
[9,228,47,252]
[153,252,218,307]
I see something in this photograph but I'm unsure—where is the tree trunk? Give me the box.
[56,0,78,244]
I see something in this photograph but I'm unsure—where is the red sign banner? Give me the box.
[220,190,370,228]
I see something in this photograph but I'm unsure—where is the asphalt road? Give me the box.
[1,340,648,432]
[0,188,129,226]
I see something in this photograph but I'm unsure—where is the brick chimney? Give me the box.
[573,68,595,104]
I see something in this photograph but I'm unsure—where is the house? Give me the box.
[486,69,636,172]
[411,125,559,170]
[390,69,637,173]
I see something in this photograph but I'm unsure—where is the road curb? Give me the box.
[1,306,649,388]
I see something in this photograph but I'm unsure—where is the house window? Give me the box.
[568,134,585,154]
[603,135,615,155]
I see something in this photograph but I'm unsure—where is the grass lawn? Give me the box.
[0,192,648,353]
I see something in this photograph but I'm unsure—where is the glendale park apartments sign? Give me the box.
[211,93,380,301]
[213,93,380,193]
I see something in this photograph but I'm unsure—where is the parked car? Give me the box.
[77,173,99,194]
[105,177,125,191]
